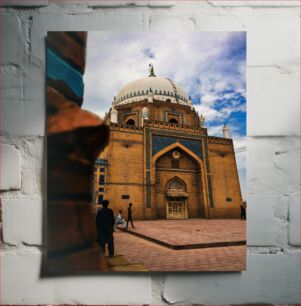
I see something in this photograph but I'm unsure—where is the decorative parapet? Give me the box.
[115,99,193,112]
[110,122,144,132]
[208,136,233,145]
[145,120,207,135]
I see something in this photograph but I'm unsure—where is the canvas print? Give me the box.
[45,31,246,273]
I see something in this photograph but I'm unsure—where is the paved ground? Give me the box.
[114,231,246,271]
[112,219,246,271]
[123,219,246,247]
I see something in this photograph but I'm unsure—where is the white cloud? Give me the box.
[83,32,246,121]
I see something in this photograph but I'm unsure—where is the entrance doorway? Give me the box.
[167,197,187,219]
[166,178,188,219]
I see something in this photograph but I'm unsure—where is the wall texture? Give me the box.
[0,0,300,304]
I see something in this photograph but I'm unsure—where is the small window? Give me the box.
[169,118,178,124]
[226,197,232,202]
[99,174,105,185]
[99,187,104,192]
[121,195,130,199]
[100,167,105,172]
[98,195,104,204]
[126,119,135,126]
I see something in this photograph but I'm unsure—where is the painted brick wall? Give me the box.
[0,0,300,304]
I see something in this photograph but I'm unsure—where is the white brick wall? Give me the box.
[162,253,300,304]
[2,251,151,304]
[1,1,300,304]
[0,144,21,191]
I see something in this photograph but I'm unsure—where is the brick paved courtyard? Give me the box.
[112,219,246,271]
[124,219,246,247]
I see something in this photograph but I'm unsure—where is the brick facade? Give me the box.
[95,99,242,220]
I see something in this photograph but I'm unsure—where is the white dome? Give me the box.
[115,74,189,106]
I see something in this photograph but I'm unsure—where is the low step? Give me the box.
[120,227,246,250]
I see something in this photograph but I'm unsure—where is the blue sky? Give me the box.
[83,32,246,199]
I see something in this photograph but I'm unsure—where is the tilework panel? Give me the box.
[47,48,84,98]
[152,135,202,158]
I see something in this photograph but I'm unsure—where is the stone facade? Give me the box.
[94,97,242,220]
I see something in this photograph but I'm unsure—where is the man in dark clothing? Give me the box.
[240,204,246,220]
[126,203,135,229]
[96,200,115,257]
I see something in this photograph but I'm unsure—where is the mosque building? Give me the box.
[93,65,243,219]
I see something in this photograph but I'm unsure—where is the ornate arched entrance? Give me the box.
[153,143,207,220]
[166,177,188,219]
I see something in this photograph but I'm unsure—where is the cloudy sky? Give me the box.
[83,31,246,199]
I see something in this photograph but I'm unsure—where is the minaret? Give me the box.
[199,114,205,128]
[110,106,118,123]
[223,123,230,138]
[188,96,193,110]
[147,87,154,103]
[148,64,156,77]
[141,106,149,126]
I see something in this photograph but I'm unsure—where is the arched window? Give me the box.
[167,178,186,192]
[169,118,178,124]
[126,119,135,126]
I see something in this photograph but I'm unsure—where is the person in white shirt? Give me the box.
[114,210,126,230]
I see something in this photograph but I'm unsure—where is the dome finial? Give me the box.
[148,64,156,77]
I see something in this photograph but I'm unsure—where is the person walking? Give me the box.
[240,204,246,220]
[96,200,115,257]
[126,203,135,229]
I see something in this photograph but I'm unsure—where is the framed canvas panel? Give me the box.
[44,31,246,273]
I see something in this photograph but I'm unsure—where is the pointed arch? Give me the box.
[151,141,210,219]
[126,119,135,126]
[152,142,202,167]
[166,176,187,192]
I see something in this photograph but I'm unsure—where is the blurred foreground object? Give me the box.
[44,32,109,274]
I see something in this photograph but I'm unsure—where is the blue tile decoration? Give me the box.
[146,128,151,208]
[152,135,202,159]
[47,48,84,98]
[204,139,214,208]
[95,158,109,166]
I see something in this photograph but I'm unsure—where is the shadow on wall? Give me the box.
[41,31,110,276]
